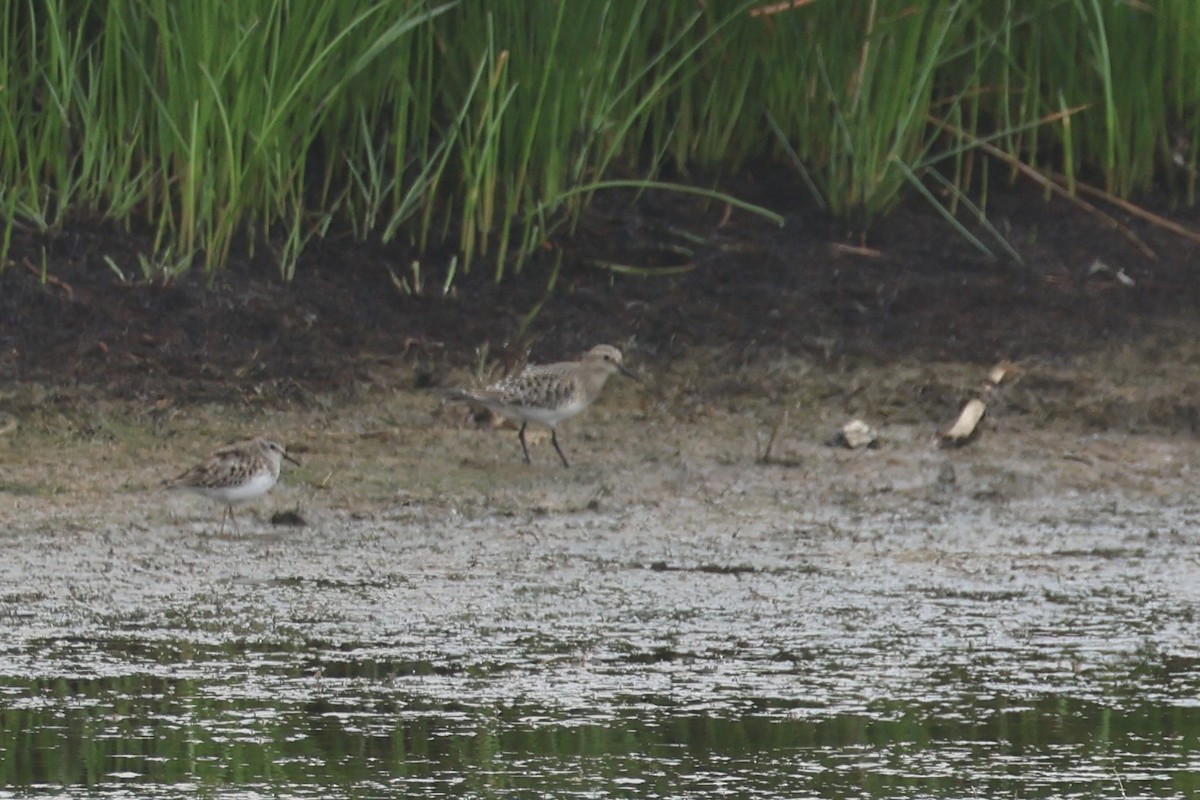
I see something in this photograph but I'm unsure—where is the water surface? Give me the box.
[3,496,1199,798]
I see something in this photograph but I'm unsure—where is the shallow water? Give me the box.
[3,494,1200,798]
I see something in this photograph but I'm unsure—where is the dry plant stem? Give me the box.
[1046,170,1200,248]
[940,398,986,446]
[758,409,788,464]
[749,0,820,17]
[931,115,1158,261]
[830,243,883,259]
[939,361,1014,447]
[23,259,74,297]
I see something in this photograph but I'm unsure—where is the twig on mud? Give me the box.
[939,361,1016,447]
[23,258,74,298]
[758,410,787,465]
[830,242,883,259]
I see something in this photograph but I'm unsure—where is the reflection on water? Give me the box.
[4,667,1200,798]
[2,499,1200,798]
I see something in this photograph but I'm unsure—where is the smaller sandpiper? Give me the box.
[444,344,638,468]
[165,437,299,534]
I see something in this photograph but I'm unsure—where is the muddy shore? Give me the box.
[4,180,1200,795]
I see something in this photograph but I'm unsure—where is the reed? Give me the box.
[0,0,1195,280]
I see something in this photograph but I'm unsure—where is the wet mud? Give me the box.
[3,349,1200,796]
[3,180,1200,795]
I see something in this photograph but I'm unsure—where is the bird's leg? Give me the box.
[550,429,570,469]
[222,505,242,537]
[518,422,533,464]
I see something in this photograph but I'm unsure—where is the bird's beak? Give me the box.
[618,363,639,382]
[284,452,301,466]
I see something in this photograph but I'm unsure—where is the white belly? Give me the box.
[196,471,278,505]
[504,397,588,427]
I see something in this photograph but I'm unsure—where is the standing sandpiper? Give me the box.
[165,437,299,534]
[444,344,638,468]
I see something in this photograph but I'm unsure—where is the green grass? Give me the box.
[0,0,1196,281]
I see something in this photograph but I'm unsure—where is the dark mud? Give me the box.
[3,177,1200,411]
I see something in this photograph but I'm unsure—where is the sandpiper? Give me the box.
[165,437,299,534]
[444,344,638,467]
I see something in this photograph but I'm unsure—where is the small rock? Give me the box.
[829,419,880,449]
